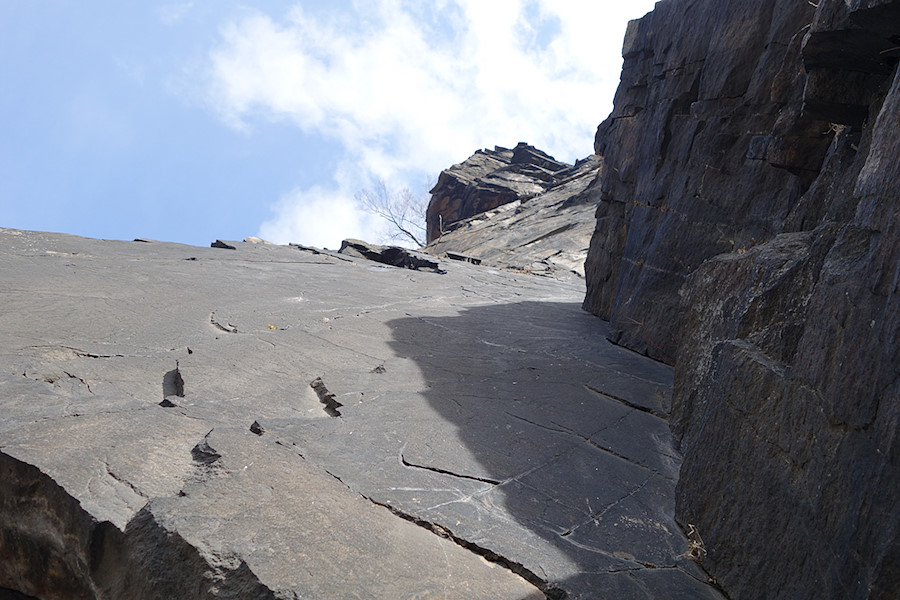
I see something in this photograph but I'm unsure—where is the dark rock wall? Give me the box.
[582,0,828,361]
[583,0,899,598]
[674,57,899,599]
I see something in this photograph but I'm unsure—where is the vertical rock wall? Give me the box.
[582,0,828,362]
[674,55,900,599]
[585,0,899,598]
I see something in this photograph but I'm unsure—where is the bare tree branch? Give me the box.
[356,179,428,248]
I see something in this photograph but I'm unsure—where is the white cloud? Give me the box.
[202,0,657,247]
[257,185,379,249]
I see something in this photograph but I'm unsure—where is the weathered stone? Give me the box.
[582,0,829,362]
[444,251,482,265]
[338,238,446,273]
[426,142,573,242]
[666,1,900,598]
[579,0,900,598]
[424,155,603,277]
[0,228,724,599]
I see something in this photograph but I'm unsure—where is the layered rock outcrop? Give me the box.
[674,50,900,600]
[581,0,900,598]
[424,154,603,277]
[426,143,572,243]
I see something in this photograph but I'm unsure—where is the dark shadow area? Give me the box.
[0,588,39,600]
[384,300,722,600]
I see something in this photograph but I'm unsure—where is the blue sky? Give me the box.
[1,1,657,249]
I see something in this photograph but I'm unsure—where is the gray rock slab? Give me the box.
[0,228,722,599]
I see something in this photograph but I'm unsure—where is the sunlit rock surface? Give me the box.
[424,154,602,278]
[0,229,723,599]
[426,143,574,244]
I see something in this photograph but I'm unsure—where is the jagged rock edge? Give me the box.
[0,449,278,599]
[360,494,568,600]
[268,434,565,599]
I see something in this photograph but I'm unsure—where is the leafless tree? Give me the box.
[356,179,429,248]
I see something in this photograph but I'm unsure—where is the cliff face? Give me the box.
[426,143,572,243]
[674,47,900,600]
[582,0,831,361]
[584,0,900,598]
[423,153,602,277]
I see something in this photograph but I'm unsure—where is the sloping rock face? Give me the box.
[426,142,572,243]
[423,154,602,277]
[0,229,726,599]
[581,0,899,598]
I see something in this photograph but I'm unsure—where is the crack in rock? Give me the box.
[583,384,668,419]
[270,436,564,598]
[309,378,343,417]
[560,476,653,538]
[400,454,502,485]
[104,459,148,500]
[289,243,355,263]
[62,371,93,394]
[509,413,673,480]
[360,494,568,600]
[507,412,576,435]
[39,345,126,359]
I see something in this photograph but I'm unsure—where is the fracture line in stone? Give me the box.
[361,494,568,600]
[400,454,502,485]
[309,377,343,417]
[583,384,667,419]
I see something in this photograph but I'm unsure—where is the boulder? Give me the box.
[338,238,446,273]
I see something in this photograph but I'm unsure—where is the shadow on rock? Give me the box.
[383,300,724,600]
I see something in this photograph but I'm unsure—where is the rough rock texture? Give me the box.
[582,0,832,361]
[338,238,446,273]
[423,155,603,277]
[581,0,899,598]
[426,142,573,243]
[0,229,724,599]
[673,40,900,600]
